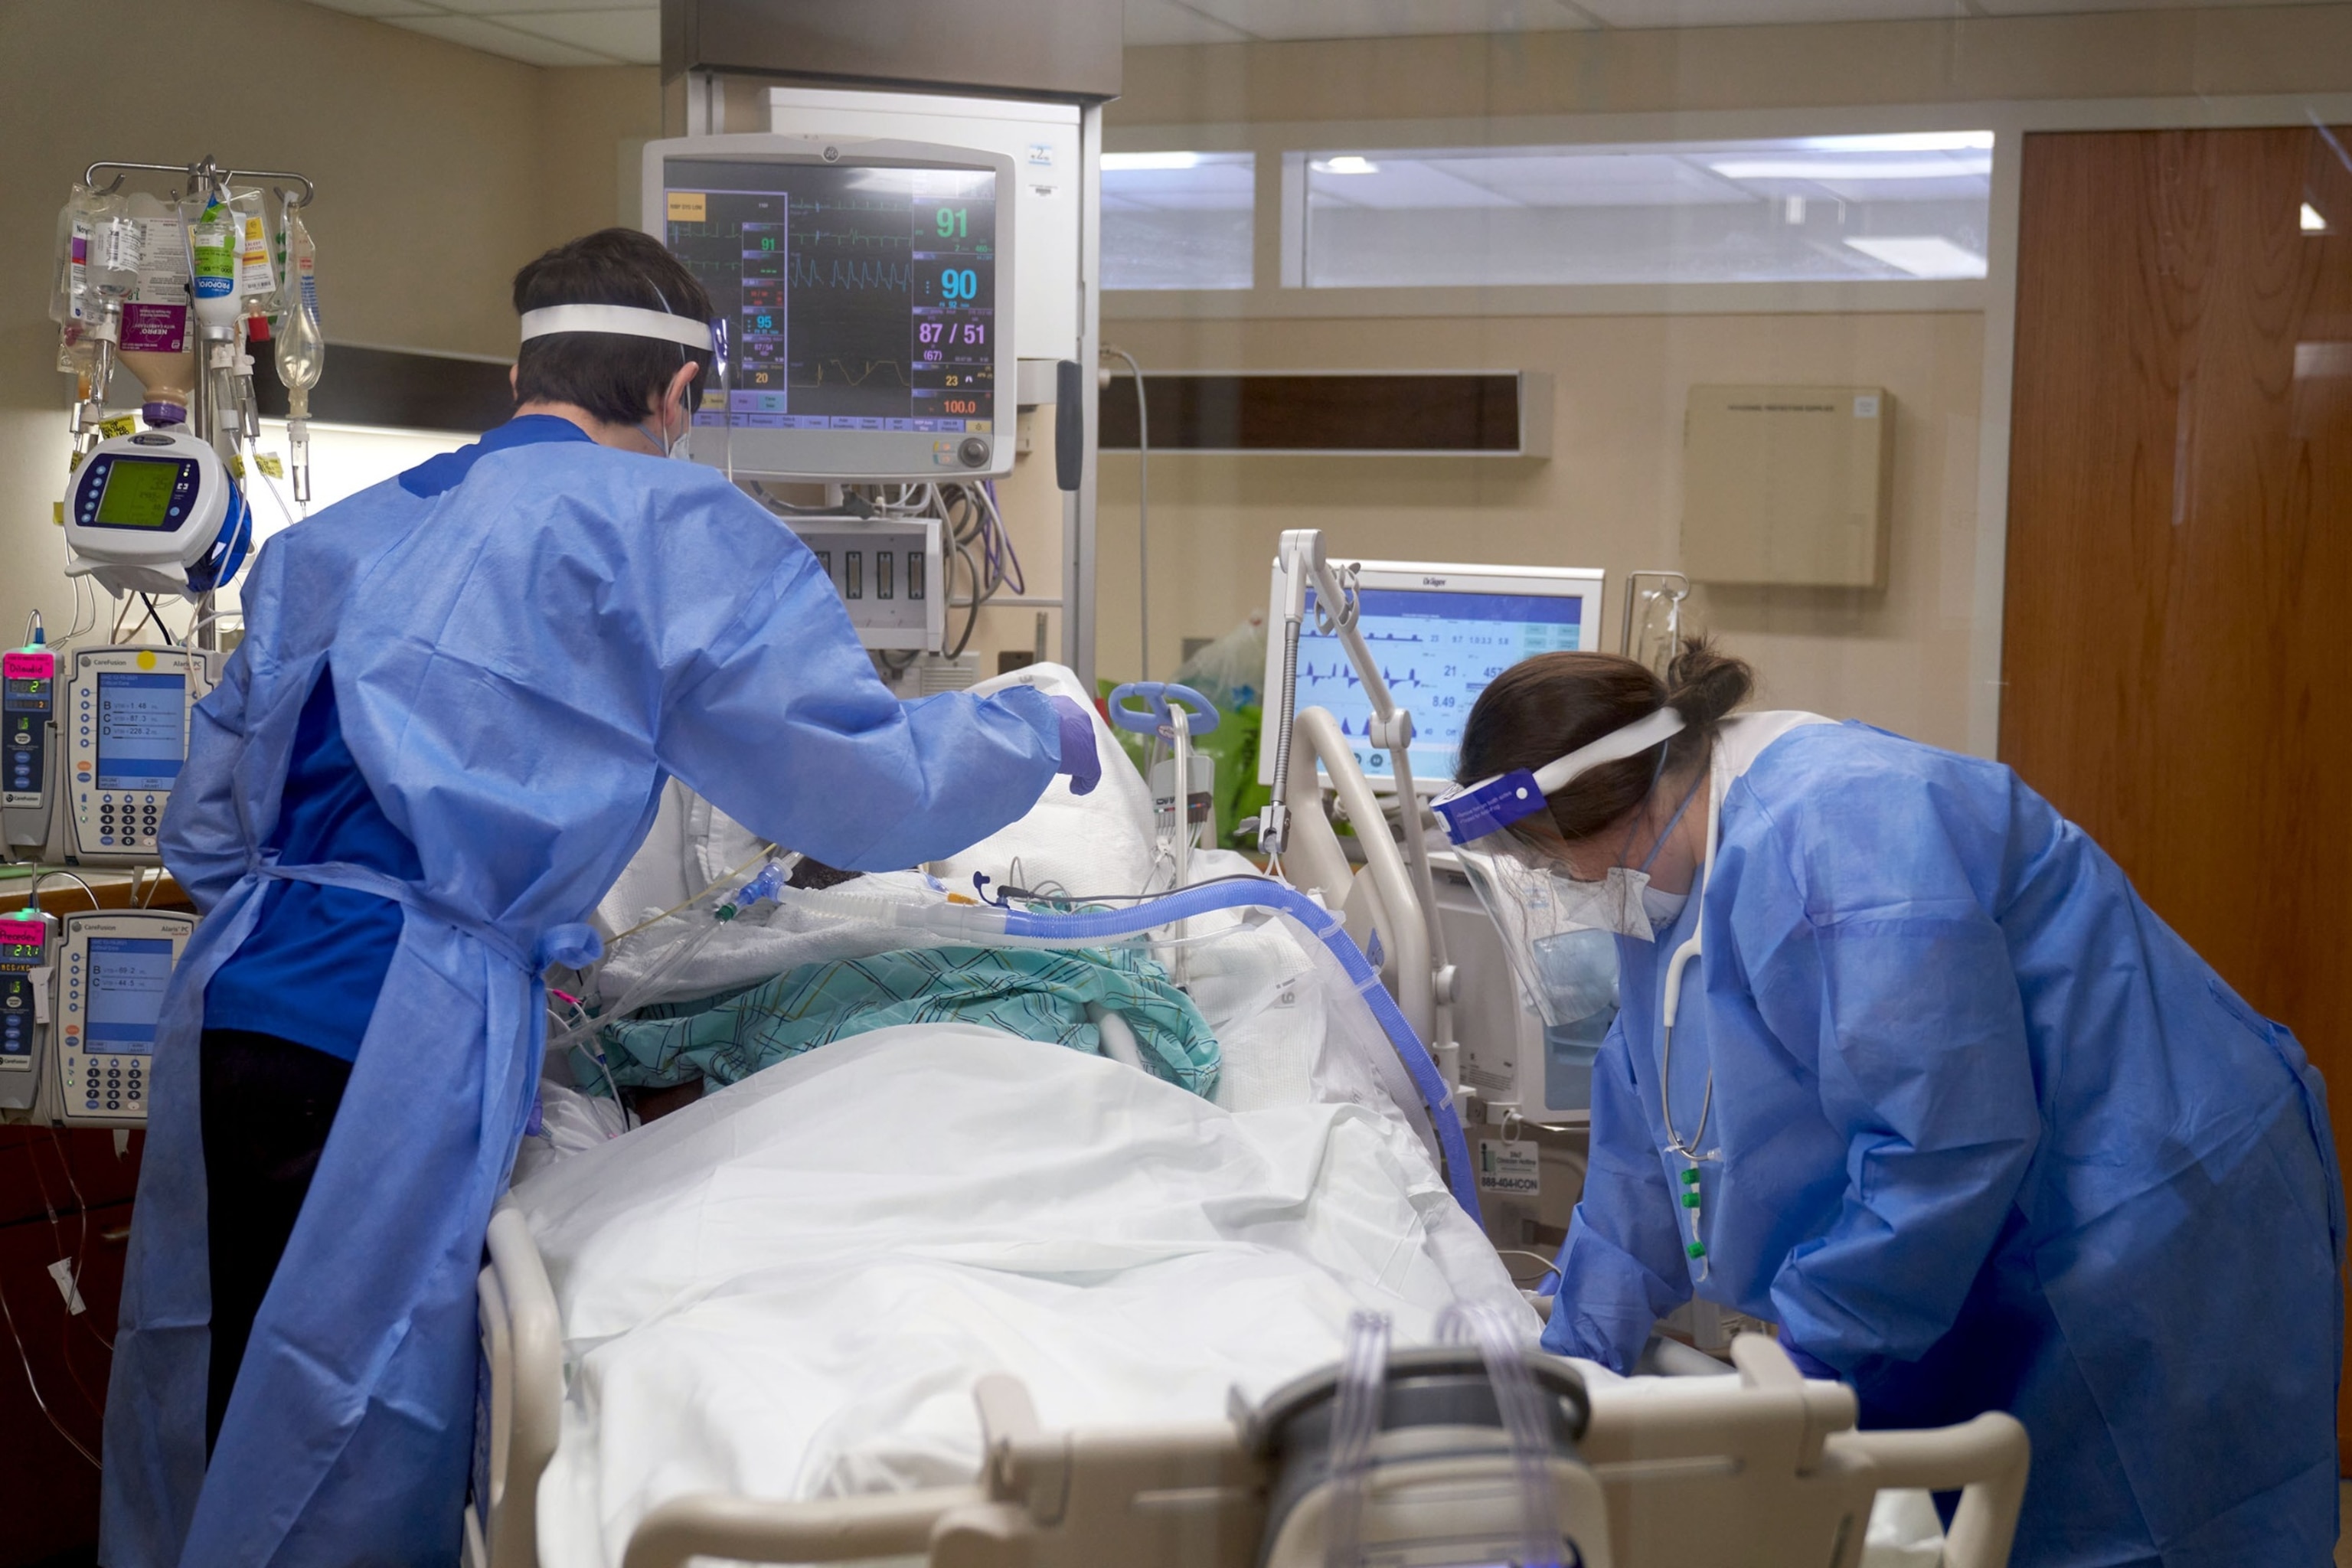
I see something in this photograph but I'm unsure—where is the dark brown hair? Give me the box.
[511,228,714,426]
[1454,636,1754,843]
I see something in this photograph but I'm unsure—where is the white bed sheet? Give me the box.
[512,1023,1531,1568]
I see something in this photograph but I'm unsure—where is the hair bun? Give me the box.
[1664,635,1753,729]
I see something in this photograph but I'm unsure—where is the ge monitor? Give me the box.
[642,135,1017,482]
[1259,560,1606,792]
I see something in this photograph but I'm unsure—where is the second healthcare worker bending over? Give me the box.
[102,229,1099,1568]
[1441,640,2342,1568]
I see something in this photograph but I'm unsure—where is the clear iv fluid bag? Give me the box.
[275,302,324,408]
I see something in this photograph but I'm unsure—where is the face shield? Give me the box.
[516,302,724,452]
[1432,707,1686,1029]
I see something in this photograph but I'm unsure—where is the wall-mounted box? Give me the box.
[1682,385,1893,588]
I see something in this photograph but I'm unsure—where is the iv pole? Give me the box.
[77,158,318,653]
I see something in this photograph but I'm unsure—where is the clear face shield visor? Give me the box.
[1432,708,1687,1029]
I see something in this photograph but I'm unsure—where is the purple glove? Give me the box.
[1047,695,1101,797]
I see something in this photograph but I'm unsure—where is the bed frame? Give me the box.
[466,1204,2027,1568]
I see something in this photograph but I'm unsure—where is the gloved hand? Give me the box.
[1780,1339,1842,1382]
[1047,695,1102,797]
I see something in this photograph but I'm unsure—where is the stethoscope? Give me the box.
[1651,747,1729,1278]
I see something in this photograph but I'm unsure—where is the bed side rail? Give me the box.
[472,1204,564,1568]
[1829,1413,2030,1568]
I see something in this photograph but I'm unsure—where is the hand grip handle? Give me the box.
[1055,359,1083,492]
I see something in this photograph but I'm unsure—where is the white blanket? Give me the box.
[514,1024,1530,1568]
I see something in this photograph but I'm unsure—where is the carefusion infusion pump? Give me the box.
[45,910,191,1128]
[644,136,1018,483]
[57,645,218,866]
[0,910,55,1112]
[4,648,57,856]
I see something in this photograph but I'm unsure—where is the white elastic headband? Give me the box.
[518,304,713,351]
[1530,707,1687,795]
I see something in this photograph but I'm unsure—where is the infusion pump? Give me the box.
[47,645,219,867]
[0,906,191,1129]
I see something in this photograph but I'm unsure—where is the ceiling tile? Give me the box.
[1181,0,1596,38]
[1578,0,1965,24]
[487,7,660,60]
[428,0,653,13]
[1125,0,1259,44]
[1971,0,2344,11]
[385,13,617,64]
[302,0,439,15]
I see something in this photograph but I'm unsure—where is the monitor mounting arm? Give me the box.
[1260,528,1457,1078]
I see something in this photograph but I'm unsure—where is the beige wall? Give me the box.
[0,0,656,648]
[1102,7,2352,747]
[1119,5,2352,124]
[1095,314,1983,748]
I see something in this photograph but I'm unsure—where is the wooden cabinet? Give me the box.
[0,1128,142,1566]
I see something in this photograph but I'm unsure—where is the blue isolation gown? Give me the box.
[102,423,1064,1568]
[1544,721,2344,1567]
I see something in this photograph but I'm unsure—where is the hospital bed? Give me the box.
[472,1203,2024,1568]
[474,665,2026,1568]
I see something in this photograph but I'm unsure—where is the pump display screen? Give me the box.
[662,158,997,433]
[1292,586,1592,786]
[95,671,185,791]
[84,936,175,1054]
[93,458,183,528]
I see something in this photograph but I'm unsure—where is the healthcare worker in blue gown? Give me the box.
[1442,639,2344,1568]
[100,228,1101,1568]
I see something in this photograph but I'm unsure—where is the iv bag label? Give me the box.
[96,217,142,276]
[131,214,188,299]
[237,214,275,299]
[192,224,235,299]
[1478,1138,1541,1197]
[119,302,188,354]
[47,1259,86,1315]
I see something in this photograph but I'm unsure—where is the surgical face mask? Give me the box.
[1529,926,1619,1025]
[636,403,684,459]
[1450,746,1708,1025]
[1641,884,1689,933]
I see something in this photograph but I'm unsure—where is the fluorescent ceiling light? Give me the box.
[2304,202,2330,233]
[1844,236,1988,279]
[1102,152,1204,172]
[1711,156,1992,181]
[1798,132,1994,153]
[1312,156,1381,175]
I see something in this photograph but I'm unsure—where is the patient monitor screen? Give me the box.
[95,671,186,792]
[1295,586,1592,786]
[86,936,175,1057]
[662,158,998,435]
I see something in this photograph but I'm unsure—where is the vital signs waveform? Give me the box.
[797,358,914,390]
[791,256,910,292]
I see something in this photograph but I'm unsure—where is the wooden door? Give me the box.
[2002,126,2352,1455]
